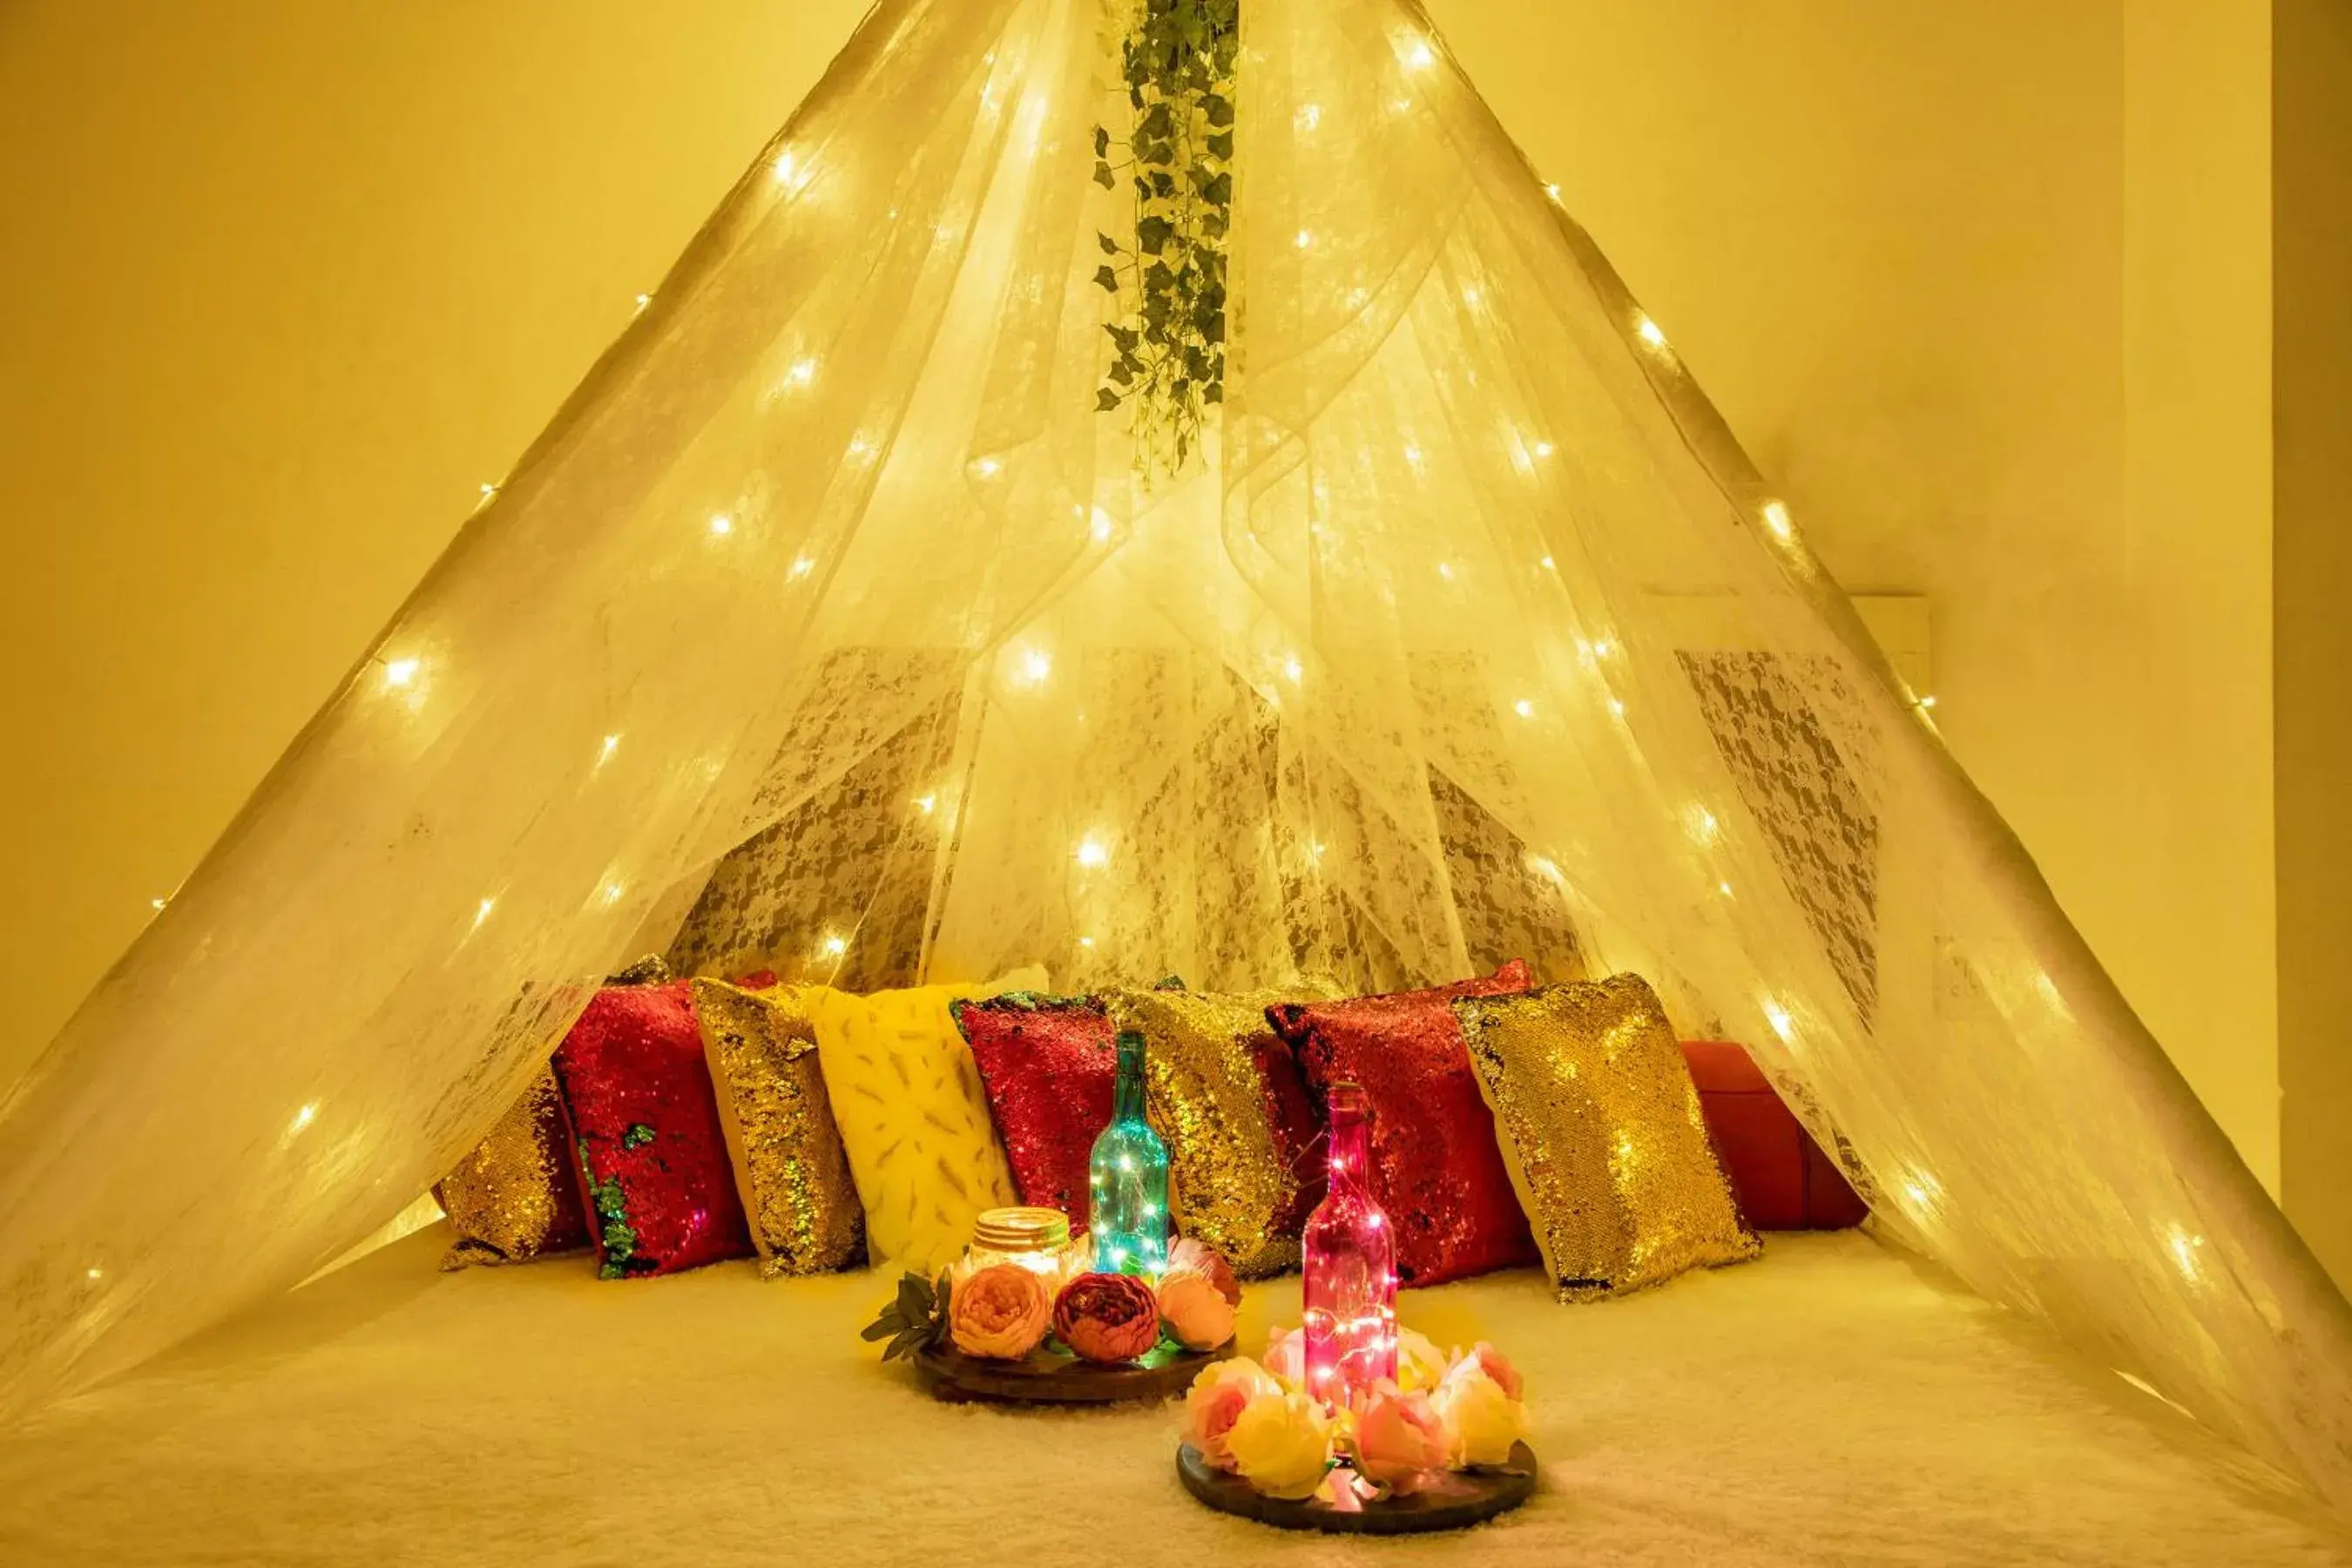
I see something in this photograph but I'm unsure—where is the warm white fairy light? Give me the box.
[1090,507,1115,542]
[1462,285,1482,308]
[600,882,625,907]
[1607,698,1627,719]
[1534,440,1555,458]
[789,556,814,578]
[150,896,168,911]
[1406,38,1436,70]
[1540,555,1556,571]
[1917,693,1939,711]
[287,1102,317,1137]
[975,456,1002,477]
[1764,1001,1795,1043]
[1592,638,1615,659]
[1076,836,1109,868]
[633,293,651,314]
[2169,1227,2207,1282]
[1635,314,1668,349]
[85,1267,102,1282]
[1078,935,1096,949]
[1718,880,1734,898]
[1544,182,1562,202]
[786,357,817,388]
[708,514,733,536]
[478,482,499,501]
[1283,656,1304,684]
[599,733,620,764]
[1513,699,1534,718]
[472,897,497,929]
[1402,443,1425,471]
[773,149,812,193]
[1436,560,1455,580]
[847,436,873,458]
[1687,805,1721,845]
[1295,229,1315,249]
[819,933,848,959]
[383,658,421,688]
[914,793,936,815]
[1762,500,1794,541]
[1013,647,1051,686]
[1296,104,1321,131]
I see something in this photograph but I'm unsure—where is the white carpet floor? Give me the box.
[0,1227,2342,1565]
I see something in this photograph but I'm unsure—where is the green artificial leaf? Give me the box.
[1138,215,1174,254]
[1204,92,1233,126]
[1105,323,1140,352]
[1148,169,1176,199]
[1096,387,1124,411]
[1098,232,1121,255]
[1203,383,1224,405]
[1092,161,1116,189]
[1093,125,1111,158]
[1094,264,1121,294]
[1206,130,1233,160]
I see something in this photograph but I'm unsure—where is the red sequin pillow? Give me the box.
[954,992,1118,1228]
[1681,1040,1868,1230]
[551,979,753,1278]
[1271,961,1538,1287]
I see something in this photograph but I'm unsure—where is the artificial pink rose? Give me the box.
[949,1263,1053,1361]
[1167,1237,1242,1306]
[1263,1326,1307,1389]
[1443,1341,1524,1402]
[1180,1357,1283,1470]
[1053,1271,1163,1363]
[1354,1382,1450,1494]
[1158,1268,1239,1351]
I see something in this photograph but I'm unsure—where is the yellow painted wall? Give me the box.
[0,2,2288,1199]
[2274,0,2352,1287]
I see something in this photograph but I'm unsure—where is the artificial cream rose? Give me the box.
[1396,1328,1448,1393]
[1433,1363,1530,1466]
[1167,1237,1242,1306]
[948,1263,1053,1360]
[1053,1271,1163,1363]
[1449,1344,1524,1401]
[1179,1357,1283,1471]
[1353,1381,1449,1493]
[1262,1325,1306,1390]
[1157,1269,1238,1351]
[1225,1390,1336,1499]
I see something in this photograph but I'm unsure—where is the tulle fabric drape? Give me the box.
[3,0,2347,1517]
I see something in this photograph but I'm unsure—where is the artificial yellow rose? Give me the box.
[1433,1365,1530,1467]
[1396,1328,1448,1393]
[1224,1390,1335,1500]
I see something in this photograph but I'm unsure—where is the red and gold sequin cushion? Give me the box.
[435,1064,591,1268]
[953,993,1117,1229]
[551,979,753,1278]
[1271,960,1537,1287]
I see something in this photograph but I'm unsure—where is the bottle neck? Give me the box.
[1327,1105,1370,1195]
[1112,1034,1147,1122]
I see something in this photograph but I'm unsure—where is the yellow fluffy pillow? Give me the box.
[809,966,1047,1274]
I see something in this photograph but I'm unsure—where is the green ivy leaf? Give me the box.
[1093,161,1116,189]
[1093,125,1111,158]
[1098,232,1121,255]
[1204,93,1233,127]
[1096,387,1124,412]
[1094,264,1121,294]
[1138,215,1175,254]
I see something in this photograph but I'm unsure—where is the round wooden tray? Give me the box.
[915,1340,1233,1404]
[1176,1441,1538,1534]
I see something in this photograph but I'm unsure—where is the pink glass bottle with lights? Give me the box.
[1301,1081,1398,1411]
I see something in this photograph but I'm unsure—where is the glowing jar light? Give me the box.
[964,1206,1079,1277]
[1088,1031,1170,1277]
[1302,1082,1397,1410]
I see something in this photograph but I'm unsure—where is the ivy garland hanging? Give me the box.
[1092,0,1240,477]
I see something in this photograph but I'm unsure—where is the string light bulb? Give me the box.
[1762,500,1794,541]
[383,658,421,688]
[1076,836,1109,868]
[1636,314,1669,350]
[708,514,733,536]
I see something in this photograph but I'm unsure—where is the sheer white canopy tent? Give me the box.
[3,0,2346,1519]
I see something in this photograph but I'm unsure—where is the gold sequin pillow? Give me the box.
[435,1066,591,1268]
[693,977,864,1278]
[1453,975,1760,1300]
[809,966,1047,1275]
[1105,980,1340,1280]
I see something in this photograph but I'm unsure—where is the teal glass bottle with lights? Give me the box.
[1088,1030,1170,1276]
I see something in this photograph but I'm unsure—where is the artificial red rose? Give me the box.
[1052,1271,1162,1363]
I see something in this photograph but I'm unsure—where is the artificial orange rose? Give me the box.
[1167,1236,1242,1306]
[1157,1267,1238,1350]
[948,1263,1052,1360]
[1354,1381,1449,1493]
